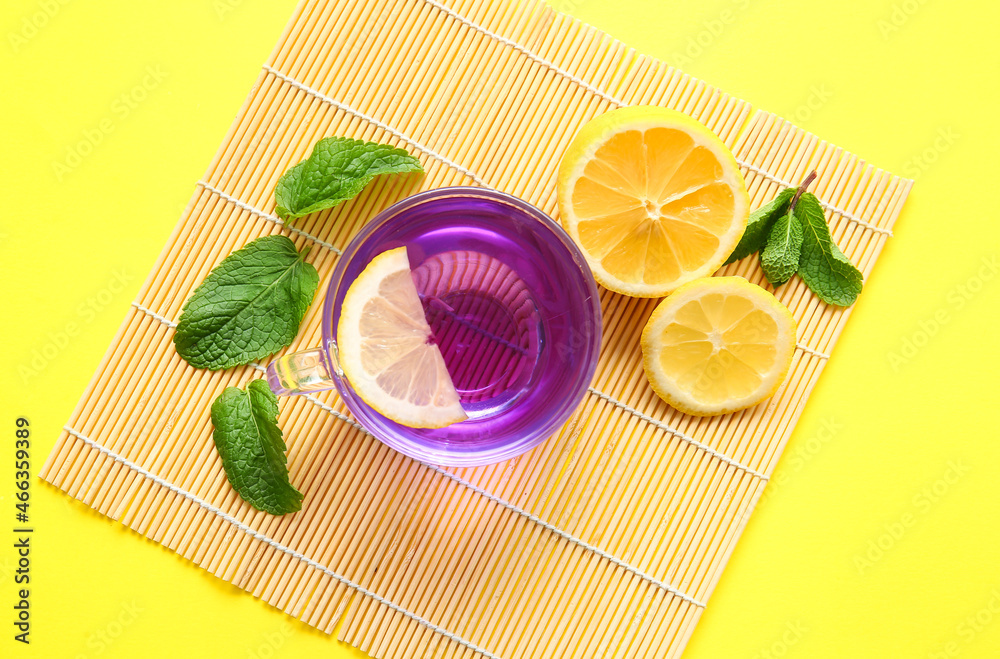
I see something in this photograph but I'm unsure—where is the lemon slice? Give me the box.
[558,106,749,297]
[337,246,468,429]
[641,277,796,416]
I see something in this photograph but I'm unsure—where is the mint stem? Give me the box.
[789,170,818,215]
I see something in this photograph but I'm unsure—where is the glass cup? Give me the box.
[267,187,601,466]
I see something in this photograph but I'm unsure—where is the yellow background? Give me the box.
[2,0,998,657]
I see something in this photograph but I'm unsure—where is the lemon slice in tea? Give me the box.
[337,246,468,429]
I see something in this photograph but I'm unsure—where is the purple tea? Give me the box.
[269,187,601,467]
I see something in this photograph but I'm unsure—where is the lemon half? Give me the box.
[558,106,749,297]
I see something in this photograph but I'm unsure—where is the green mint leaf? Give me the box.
[724,188,794,265]
[211,380,303,515]
[174,235,319,370]
[760,209,804,286]
[275,137,423,220]
[796,193,864,306]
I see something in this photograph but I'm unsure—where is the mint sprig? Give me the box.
[725,170,864,306]
[275,137,423,220]
[796,192,864,306]
[211,380,303,515]
[174,235,319,370]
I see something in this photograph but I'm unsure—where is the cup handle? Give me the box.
[266,347,337,396]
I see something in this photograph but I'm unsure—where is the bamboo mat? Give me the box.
[40,0,911,657]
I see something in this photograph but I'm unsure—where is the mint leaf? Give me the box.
[275,137,423,220]
[796,193,864,306]
[725,188,794,265]
[760,209,804,286]
[211,380,303,515]
[174,235,319,370]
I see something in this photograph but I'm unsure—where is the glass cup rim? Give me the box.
[321,186,602,466]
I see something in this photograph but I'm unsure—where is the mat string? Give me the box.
[796,343,831,361]
[413,0,893,238]
[587,388,770,481]
[287,377,712,606]
[68,346,712,610]
[130,299,785,477]
[192,179,835,364]
[126,299,740,606]
[132,302,177,329]
[262,62,887,237]
[198,181,342,254]
[262,65,488,187]
[60,425,505,659]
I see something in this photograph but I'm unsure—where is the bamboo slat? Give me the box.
[40,0,911,657]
